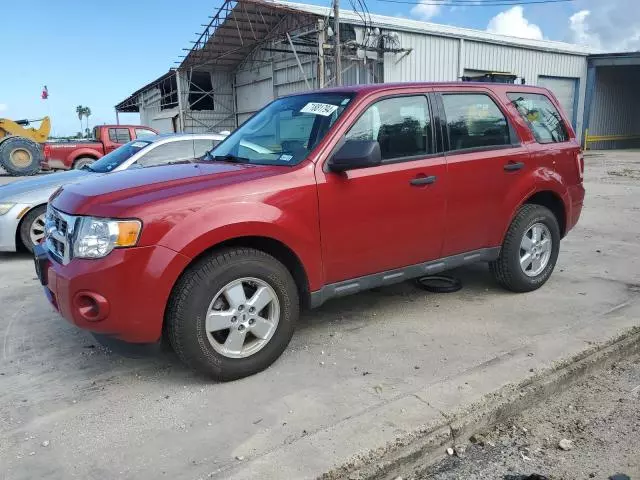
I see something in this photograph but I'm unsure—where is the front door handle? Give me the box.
[504,162,524,171]
[410,175,437,186]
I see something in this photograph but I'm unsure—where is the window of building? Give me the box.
[108,128,131,144]
[508,92,569,143]
[160,75,178,111]
[189,71,214,111]
[345,95,432,161]
[442,94,510,151]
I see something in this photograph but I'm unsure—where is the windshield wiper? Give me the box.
[81,164,95,172]
[212,154,250,164]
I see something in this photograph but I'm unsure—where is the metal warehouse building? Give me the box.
[116,0,596,141]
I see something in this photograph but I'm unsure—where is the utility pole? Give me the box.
[317,19,325,88]
[333,0,341,86]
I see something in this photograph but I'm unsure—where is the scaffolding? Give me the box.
[115,0,405,133]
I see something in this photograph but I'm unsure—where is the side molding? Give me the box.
[310,247,501,308]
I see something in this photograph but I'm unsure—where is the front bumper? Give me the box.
[36,243,191,343]
[0,203,30,252]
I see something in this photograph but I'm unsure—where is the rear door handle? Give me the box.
[410,175,437,186]
[504,162,524,171]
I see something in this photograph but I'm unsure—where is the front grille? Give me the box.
[45,206,75,265]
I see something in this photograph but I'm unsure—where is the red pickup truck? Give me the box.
[42,124,157,170]
[35,82,585,381]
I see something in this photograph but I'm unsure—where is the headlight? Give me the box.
[73,217,142,259]
[0,203,16,216]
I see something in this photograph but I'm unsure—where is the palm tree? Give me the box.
[76,105,84,136]
[83,107,92,137]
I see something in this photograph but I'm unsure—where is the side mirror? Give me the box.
[328,140,382,172]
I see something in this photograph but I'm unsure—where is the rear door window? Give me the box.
[109,128,132,144]
[345,95,432,161]
[508,92,569,143]
[137,140,195,167]
[442,94,511,151]
[134,128,156,139]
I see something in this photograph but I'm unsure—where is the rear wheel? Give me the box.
[167,248,299,381]
[490,204,560,292]
[0,137,42,176]
[73,156,95,170]
[19,205,47,253]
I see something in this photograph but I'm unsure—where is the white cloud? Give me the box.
[0,103,7,113]
[411,1,440,21]
[569,10,601,49]
[486,6,544,40]
[566,1,640,51]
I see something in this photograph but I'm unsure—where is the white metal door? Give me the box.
[537,76,577,127]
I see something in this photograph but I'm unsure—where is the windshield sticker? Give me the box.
[300,102,339,116]
[131,141,149,148]
[279,154,294,162]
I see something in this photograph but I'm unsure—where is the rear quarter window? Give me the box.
[508,93,569,144]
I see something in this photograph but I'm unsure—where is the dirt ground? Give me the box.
[1,151,639,479]
[415,356,640,480]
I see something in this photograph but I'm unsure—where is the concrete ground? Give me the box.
[415,355,640,480]
[1,151,639,480]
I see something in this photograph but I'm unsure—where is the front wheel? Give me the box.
[19,205,47,253]
[166,248,299,381]
[490,204,561,293]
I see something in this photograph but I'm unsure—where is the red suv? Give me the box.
[35,83,585,380]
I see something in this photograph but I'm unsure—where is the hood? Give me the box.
[0,170,94,203]
[51,161,285,217]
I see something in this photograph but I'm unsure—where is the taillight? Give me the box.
[43,144,51,157]
[576,151,584,181]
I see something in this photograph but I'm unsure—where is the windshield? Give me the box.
[88,140,153,173]
[210,92,354,166]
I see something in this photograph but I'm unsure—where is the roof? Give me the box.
[282,81,553,95]
[180,0,318,70]
[270,0,595,56]
[115,70,175,113]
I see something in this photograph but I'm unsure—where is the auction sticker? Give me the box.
[300,102,339,116]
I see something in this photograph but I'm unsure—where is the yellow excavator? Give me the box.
[0,116,51,176]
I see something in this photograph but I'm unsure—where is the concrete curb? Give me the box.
[321,326,640,480]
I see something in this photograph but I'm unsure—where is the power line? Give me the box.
[370,0,573,5]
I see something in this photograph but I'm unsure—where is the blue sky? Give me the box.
[0,0,602,136]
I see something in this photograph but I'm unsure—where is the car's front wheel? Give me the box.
[490,204,561,292]
[166,248,299,381]
[19,205,47,253]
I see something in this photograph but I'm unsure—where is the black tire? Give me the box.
[415,275,463,293]
[166,248,299,381]
[19,205,47,253]
[490,204,561,293]
[73,156,95,170]
[0,137,42,176]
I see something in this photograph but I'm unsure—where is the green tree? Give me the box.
[76,105,84,133]
[83,107,92,135]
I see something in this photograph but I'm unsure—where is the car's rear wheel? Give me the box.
[166,248,299,381]
[19,205,47,253]
[490,204,560,292]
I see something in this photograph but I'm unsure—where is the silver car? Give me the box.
[0,133,226,252]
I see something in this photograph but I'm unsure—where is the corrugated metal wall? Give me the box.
[384,35,588,138]
[587,66,640,149]
[383,32,459,82]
